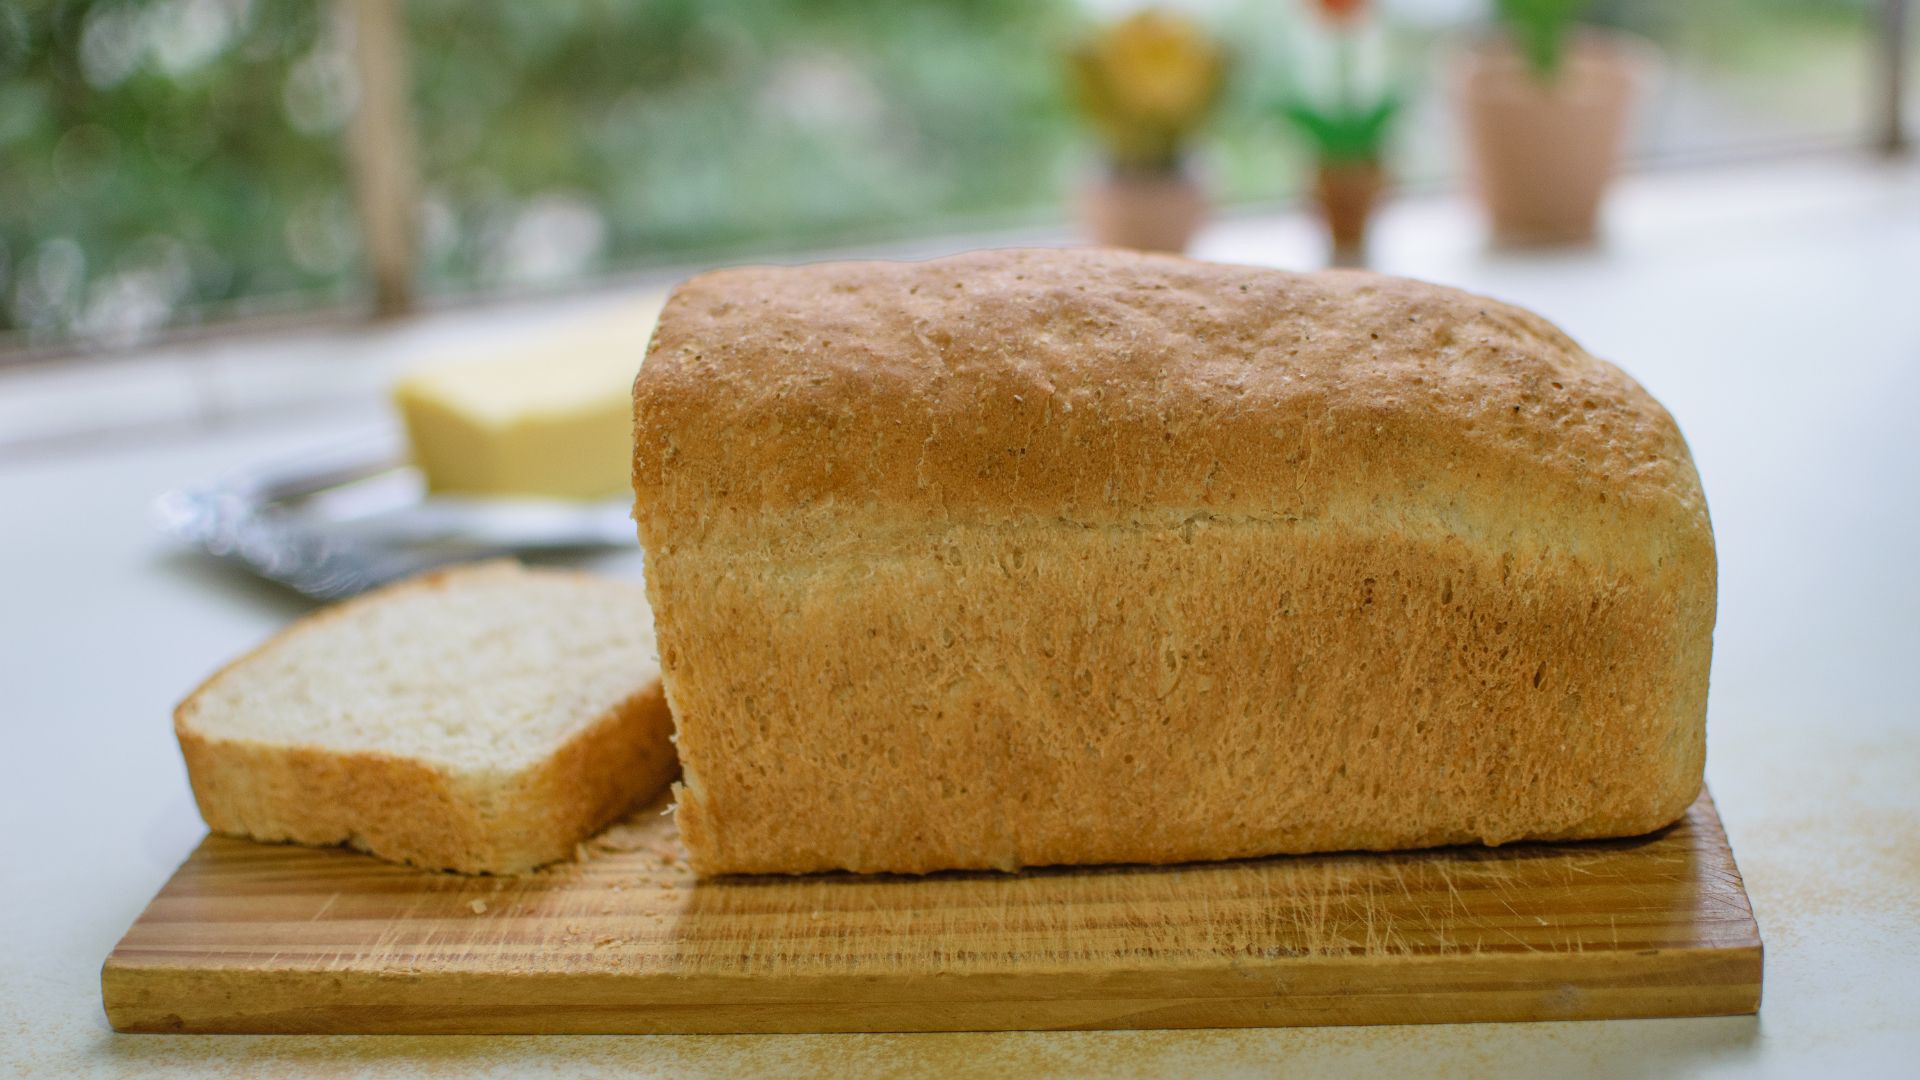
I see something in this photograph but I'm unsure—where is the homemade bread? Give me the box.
[175,561,676,873]
[631,248,1716,876]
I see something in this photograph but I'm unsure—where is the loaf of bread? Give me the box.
[631,248,1715,876]
[175,562,677,874]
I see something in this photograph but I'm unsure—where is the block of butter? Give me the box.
[394,294,664,500]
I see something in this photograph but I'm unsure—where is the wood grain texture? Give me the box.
[102,789,1761,1034]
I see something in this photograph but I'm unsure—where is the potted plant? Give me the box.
[1457,0,1650,246]
[1068,10,1227,253]
[1277,0,1401,266]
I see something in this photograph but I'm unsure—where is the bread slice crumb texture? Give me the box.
[180,562,654,773]
[174,561,678,874]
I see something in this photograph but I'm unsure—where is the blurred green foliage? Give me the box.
[1496,0,1587,81]
[0,0,1882,349]
[406,0,1082,291]
[1,0,1093,341]
[0,0,357,343]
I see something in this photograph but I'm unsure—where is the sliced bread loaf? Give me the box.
[633,249,1714,875]
[174,561,675,873]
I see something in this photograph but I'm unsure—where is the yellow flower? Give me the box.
[1069,10,1225,172]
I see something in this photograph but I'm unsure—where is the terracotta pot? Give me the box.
[1313,159,1386,267]
[1457,32,1650,247]
[1081,168,1208,253]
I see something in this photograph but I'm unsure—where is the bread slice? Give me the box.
[175,561,676,874]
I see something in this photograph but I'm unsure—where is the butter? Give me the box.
[394,294,664,500]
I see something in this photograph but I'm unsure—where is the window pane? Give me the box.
[405,0,1878,294]
[1597,0,1875,158]
[0,0,1884,351]
[1254,0,1877,191]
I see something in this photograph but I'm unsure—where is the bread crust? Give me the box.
[174,564,677,875]
[633,249,1709,549]
[632,249,1716,876]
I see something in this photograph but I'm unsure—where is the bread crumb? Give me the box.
[171,562,671,875]
[469,899,487,914]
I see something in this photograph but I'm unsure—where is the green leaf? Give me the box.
[1495,0,1587,82]
[1275,94,1399,164]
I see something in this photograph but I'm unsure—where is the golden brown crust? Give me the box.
[632,248,1716,876]
[174,563,677,875]
[633,248,1709,554]
[659,520,1707,875]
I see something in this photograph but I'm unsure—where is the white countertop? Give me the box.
[3,158,1917,1078]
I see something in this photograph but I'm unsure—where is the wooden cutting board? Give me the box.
[103,789,1761,1034]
